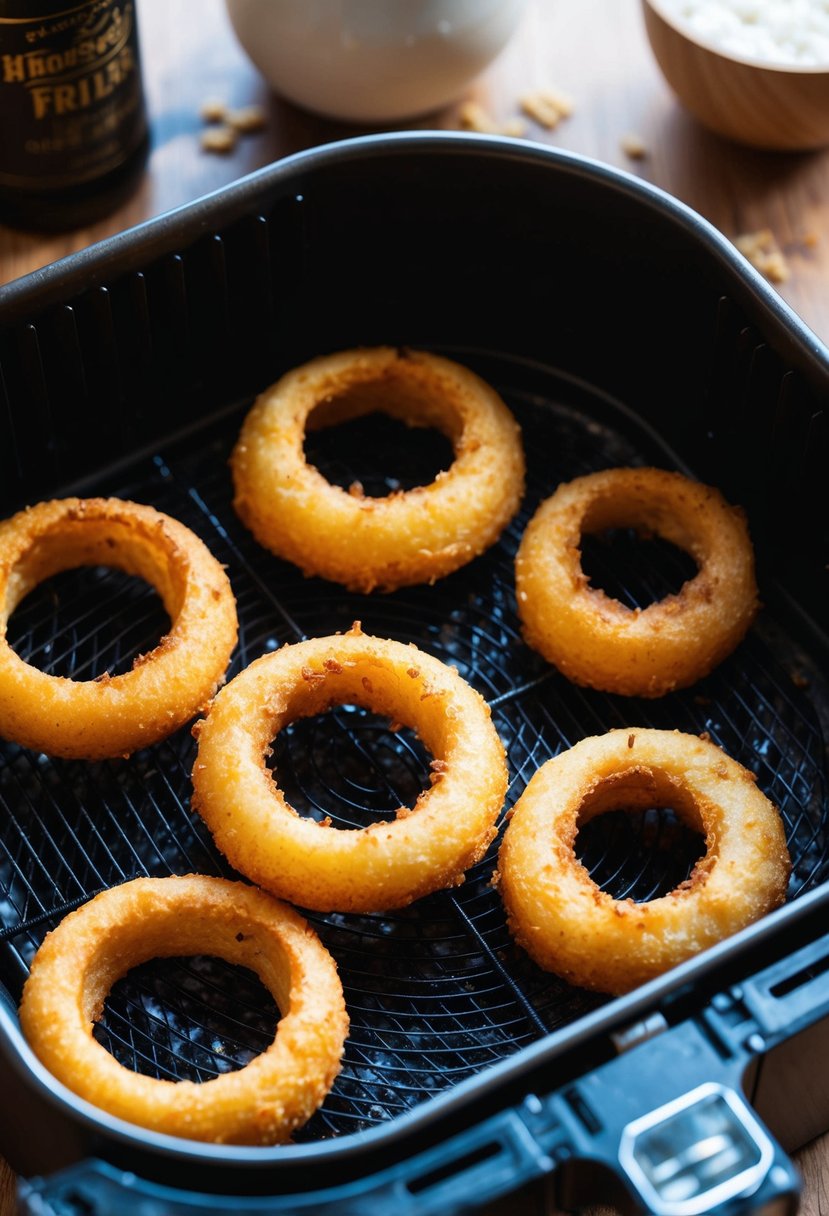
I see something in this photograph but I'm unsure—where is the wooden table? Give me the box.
[1,1,827,1213]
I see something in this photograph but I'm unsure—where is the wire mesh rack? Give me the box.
[0,349,826,1144]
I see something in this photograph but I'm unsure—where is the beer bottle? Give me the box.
[0,0,149,232]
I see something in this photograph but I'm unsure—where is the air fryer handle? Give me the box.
[17,1080,799,1216]
[552,1016,803,1216]
[591,1081,800,1216]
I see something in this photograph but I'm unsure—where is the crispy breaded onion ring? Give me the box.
[498,729,790,995]
[231,347,525,593]
[0,498,237,759]
[192,625,508,912]
[515,467,758,697]
[19,875,348,1145]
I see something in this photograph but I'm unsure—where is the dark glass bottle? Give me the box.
[0,0,149,232]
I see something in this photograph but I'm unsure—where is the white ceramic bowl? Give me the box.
[225,0,529,124]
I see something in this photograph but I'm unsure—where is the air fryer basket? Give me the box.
[0,134,827,1216]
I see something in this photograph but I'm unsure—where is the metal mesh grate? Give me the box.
[1,351,826,1142]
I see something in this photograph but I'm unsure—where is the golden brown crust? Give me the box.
[191,628,509,913]
[498,729,790,994]
[515,467,758,697]
[19,875,348,1145]
[0,497,238,758]
[231,347,526,593]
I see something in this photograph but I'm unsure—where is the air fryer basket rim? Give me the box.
[0,130,827,1179]
[1,129,827,375]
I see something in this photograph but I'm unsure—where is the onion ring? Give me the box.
[0,497,238,759]
[497,728,790,994]
[515,467,758,697]
[19,874,348,1145]
[191,624,508,912]
[231,347,525,593]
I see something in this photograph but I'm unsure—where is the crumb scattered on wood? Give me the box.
[457,100,498,132]
[200,125,237,154]
[520,87,574,130]
[200,97,228,123]
[456,100,526,137]
[734,229,790,284]
[199,99,267,154]
[227,105,267,134]
[621,132,648,159]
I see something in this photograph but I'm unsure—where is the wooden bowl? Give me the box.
[642,0,829,151]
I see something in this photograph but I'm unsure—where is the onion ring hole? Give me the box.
[7,565,169,680]
[270,706,434,829]
[575,805,707,902]
[578,528,698,611]
[304,410,455,498]
[93,954,280,1081]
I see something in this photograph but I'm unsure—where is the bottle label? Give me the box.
[0,0,147,190]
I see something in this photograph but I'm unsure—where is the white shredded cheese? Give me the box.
[659,0,829,65]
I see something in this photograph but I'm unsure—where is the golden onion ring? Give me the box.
[0,497,238,759]
[515,467,758,697]
[191,625,508,913]
[19,875,348,1145]
[231,346,525,593]
[497,728,790,994]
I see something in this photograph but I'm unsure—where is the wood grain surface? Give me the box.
[1,1,828,1213]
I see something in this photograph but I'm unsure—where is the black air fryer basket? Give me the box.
[0,133,827,1216]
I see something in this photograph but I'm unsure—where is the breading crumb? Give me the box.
[621,132,648,159]
[456,101,526,137]
[301,665,325,684]
[457,100,498,133]
[199,100,267,152]
[228,105,267,133]
[200,125,237,155]
[520,87,574,129]
[734,229,790,284]
[200,97,227,123]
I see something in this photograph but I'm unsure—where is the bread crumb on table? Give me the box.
[227,105,267,134]
[621,132,648,159]
[199,101,267,154]
[456,101,526,137]
[200,97,228,123]
[734,229,790,284]
[200,125,238,154]
[520,87,574,129]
